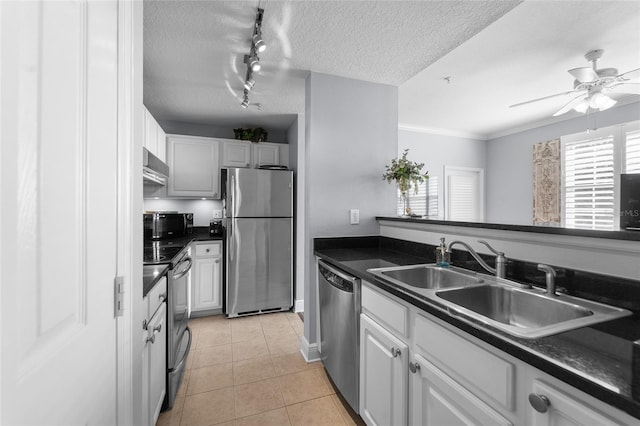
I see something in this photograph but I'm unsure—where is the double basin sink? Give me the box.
[367,264,631,339]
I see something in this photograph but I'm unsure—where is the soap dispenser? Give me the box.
[435,237,450,267]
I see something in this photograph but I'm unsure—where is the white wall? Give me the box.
[143,199,222,226]
[398,128,487,218]
[302,72,398,357]
[486,101,640,225]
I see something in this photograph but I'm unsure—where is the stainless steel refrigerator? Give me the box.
[223,168,293,318]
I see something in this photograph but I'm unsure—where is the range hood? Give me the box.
[143,147,169,185]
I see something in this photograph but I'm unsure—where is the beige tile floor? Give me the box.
[157,311,365,426]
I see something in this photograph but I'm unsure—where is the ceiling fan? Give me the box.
[510,49,640,116]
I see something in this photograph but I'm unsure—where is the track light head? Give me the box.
[250,55,261,72]
[253,32,266,53]
[244,78,255,91]
[241,96,250,108]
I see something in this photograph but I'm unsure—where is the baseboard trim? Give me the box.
[294,299,304,313]
[299,335,321,363]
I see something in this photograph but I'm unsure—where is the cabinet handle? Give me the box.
[214,259,220,264]
[146,334,156,344]
[409,362,421,374]
[206,248,210,253]
[390,347,401,357]
[213,192,218,198]
[528,393,550,413]
[153,324,162,333]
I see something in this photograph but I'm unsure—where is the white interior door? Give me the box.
[1,1,119,424]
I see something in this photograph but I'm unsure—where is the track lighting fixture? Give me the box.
[240,7,266,108]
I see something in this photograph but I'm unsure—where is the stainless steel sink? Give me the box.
[435,284,631,338]
[368,264,484,290]
[437,285,592,328]
[367,263,632,339]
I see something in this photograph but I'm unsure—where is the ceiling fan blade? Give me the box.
[569,67,599,83]
[552,94,587,117]
[617,67,640,78]
[509,90,581,108]
[610,82,640,95]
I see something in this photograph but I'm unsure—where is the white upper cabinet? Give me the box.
[222,140,252,168]
[167,135,220,198]
[143,106,166,162]
[252,143,280,167]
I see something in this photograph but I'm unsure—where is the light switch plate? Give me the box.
[350,209,359,225]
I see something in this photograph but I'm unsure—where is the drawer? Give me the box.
[414,313,515,411]
[195,242,221,257]
[147,275,167,318]
[361,282,408,338]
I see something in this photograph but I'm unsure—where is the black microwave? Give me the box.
[144,212,193,239]
[620,174,640,230]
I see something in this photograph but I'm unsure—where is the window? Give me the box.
[395,176,439,217]
[562,121,640,230]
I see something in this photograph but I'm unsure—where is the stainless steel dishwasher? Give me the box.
[317,259,360,413]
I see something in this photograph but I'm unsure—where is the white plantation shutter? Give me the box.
[444,166,483,222]
[625,129,640,173]
[564,135,615,230]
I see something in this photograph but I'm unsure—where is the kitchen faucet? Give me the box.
[446,240,507,278]
[537,264,557,296]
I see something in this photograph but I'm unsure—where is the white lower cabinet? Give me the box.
[359,314,408,426]
[147,302,167,424]
[410,353,512,426]
[359,280,636,426]
[191,241,223,315]
[526,379,626,426]
[142,277,167,426]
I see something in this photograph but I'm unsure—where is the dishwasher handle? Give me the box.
[318,259,358,293]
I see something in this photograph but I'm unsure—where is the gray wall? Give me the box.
[486,101,640,225]
[398,129,487,218]
[303,72,398,349]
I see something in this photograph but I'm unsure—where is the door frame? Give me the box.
[116,0,144,424]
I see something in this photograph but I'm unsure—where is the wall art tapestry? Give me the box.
[533,139,561,226]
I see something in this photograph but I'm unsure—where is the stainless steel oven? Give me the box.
[165,248,192,410]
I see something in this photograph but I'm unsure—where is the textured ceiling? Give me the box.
[143,0,520,137]
[144,1,640,140]
[399,0,640,139]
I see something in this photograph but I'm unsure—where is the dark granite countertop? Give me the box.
[314,236,640,420]
[376,216,640,242]
[143,264,170,297]
[142,227,224,297]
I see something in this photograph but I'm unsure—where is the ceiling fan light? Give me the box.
[573,99,589,114]
[595,95,617,111]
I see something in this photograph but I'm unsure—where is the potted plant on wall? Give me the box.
[383,149,429,216]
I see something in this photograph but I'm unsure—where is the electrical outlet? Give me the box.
[350,209,360,225]
[213,210,222,219]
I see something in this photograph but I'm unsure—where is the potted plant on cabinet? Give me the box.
[382,149,429,216]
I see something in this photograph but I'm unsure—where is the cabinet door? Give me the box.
[360,314,408,426]
[147,302,167,425]
[156,124,166,163]
[192,255,222,311]
[527,380,620,426]
[144,107,158,155]
[252,143,280,167]
[410,353,512,426]
[222,140,251,168]
[167,136,220,198]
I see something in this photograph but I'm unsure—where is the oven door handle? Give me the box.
[173,257,193,280]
